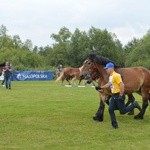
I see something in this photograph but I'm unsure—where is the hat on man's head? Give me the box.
[104,62,114,69]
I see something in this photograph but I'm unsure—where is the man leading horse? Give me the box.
[96,62,141,129]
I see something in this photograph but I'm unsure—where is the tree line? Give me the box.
[0,24,150,72]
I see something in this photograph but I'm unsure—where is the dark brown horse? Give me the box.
[82,65,136,121]
[56,67,83,85]
[80,54,150,120]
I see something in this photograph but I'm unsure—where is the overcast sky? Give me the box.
[0,0,150,47]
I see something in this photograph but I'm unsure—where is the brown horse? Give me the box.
[82,65,136,121]
[56,66,84,85]
[80,54,150,120]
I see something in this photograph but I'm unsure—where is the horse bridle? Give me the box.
[83,59,102,78]
[81,59,103,87]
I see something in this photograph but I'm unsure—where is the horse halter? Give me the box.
[82,59,101,80]
[83,59,96,70]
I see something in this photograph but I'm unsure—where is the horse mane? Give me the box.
[87,53,120,68]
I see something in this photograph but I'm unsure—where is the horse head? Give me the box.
[80,53,120,79]
[79,58,95,79]
[80,54,107,79]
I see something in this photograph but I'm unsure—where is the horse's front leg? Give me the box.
[78,78,82,85]
[93,92,109,122]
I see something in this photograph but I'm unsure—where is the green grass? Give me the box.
[0,81,149,150]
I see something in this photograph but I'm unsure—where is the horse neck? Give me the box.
[115,68,123,76]
[95,64,108,81]
[79,66,83,72]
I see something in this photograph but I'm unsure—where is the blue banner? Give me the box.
[12,71,53,81]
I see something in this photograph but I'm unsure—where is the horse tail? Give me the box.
[56,70,64,82]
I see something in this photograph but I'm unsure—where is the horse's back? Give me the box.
[119,67,150,92]
[122,67,150,79]
[63,67,80,76]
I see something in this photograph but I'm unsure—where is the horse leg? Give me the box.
[134,100,148,119]
[78,79,82,85]
[61,75,66,85]
[93,100,105,122]
[79,77,84,85]
[65,77,70,85]
[134,90,149,119]
[93,95,110,122]
[65,76,71,85]
[66,79,71,85]
[126,94,135,115]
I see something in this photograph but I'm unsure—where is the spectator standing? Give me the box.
[58,64,63,72]
[56,64,63,78]
[3,62,12,89]
[1,70,5,86]
[55,68,60,79]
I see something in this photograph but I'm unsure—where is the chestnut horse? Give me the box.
[56,66,83,85]
[80,54,150,120]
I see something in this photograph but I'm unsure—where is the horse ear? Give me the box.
[88,53,96,62]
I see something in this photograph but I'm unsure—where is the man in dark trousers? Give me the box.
[3,62,12,89]
[97,62,141,129]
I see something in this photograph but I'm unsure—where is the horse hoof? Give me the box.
[134,115,143,119]
[93,116,103,122]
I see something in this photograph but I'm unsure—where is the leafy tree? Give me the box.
[88,27,124,66]
[49,27,72,66]
[12,35,23,49]
[23,39,33,51]
[0,25,7,37]
[51,27,72,43]
[67,28,90,67]
[0,24,45,70]
[125,31,150,69]
[1,24,149,71]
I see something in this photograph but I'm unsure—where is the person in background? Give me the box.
[55,68,60,79]
[58,64,63,72]
[3,62,12,89]
[56,64,63,78]
[1,70,5,86]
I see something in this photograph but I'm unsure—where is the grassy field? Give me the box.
[0,81,149,150]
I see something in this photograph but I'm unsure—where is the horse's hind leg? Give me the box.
[65,76,71,85]
[134,100,148,119]
[134,90,149,119]
[66,79,71,85]
[126,94,135,115]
